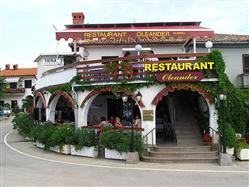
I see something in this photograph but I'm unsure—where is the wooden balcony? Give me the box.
[41,53,218,87]
[76,53,217,84]
[4,88,25,94]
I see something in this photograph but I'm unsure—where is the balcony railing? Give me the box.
[76,53,214,84]
[4,88,25,94]
[40,53,217,87]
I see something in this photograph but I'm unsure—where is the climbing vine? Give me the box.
[48,50,248,135]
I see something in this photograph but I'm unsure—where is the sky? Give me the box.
[0,0,248,70]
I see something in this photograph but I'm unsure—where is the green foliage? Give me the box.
[0,77,5,99]
[68,128,97,150]
[12,113,34,138]
[197,50,249,135]
[236,142,249,153]
[48,124,73,149]
[224,123,237,148]
[32,122,56,149]
[100,129,143,154]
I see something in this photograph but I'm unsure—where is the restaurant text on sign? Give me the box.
[144,62,214,72]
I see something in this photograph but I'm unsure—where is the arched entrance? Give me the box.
[34,92,46,121]
[152,84,214,146]
[87,92,141,127]
[48,91,76,124]
[156,90,210,146]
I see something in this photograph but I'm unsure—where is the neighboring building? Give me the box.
[33,12,249,162]
[0,64,37,110]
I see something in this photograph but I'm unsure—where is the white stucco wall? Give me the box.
[36,68,76,90]
[197,46,249,87]
[2,76,36,109]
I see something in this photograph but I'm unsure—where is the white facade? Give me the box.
[2,75,36,109]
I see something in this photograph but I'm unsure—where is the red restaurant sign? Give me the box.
[156,71,204,82]
[56,30,214,40]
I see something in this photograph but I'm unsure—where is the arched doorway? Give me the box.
[48,91,76,124]
[55,96,75,123]
[87,92,141,127]
[156,90,210,146]
[34,93,46,121]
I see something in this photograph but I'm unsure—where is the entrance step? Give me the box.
[142,156,218,163]
[152,145,212,152]
[142,145,218,163]
[147,150,218,158]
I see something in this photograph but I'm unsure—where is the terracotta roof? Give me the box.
[199,34,249,43]
[75,33,249,46]
[0,68,37,77]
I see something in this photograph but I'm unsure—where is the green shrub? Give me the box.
[100,129,143,154]
[31,122,56,149]
[236,142,249,153]
[226,123,237,148]
[12,113,34,138]
[48,124,73,149]
[68,128,97,150]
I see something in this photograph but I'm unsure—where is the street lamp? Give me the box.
[121,92,143,152]
[219,90,227,153]
[135,44,142,55]
[205,41,213,53]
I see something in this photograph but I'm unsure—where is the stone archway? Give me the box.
[151,83,217,145]
[48,91,76,109]
[79,88,144,127]
[80,87,145,108]
[48,91,76,123]
[152,83,214,106]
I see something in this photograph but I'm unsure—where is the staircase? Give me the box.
[143,93,219,163]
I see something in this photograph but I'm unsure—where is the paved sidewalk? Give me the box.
[6,129,249,172]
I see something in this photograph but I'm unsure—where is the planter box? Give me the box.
[226,147,234,155]
[237,149,249,160]
[104,148,127,160]
[35,141,45,149]
[49,144,71,154]
[71,146,98,157]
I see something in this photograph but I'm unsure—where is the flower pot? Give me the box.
[104,148,127,160]
[49,144,71,154]
[237,149,249,160]
[226,147,234,155]
[35,141,45,149]
[71,145,98,157]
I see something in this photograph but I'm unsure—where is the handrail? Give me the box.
[144,127,156,150]
[207,126,220,153]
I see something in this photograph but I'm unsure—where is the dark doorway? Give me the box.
[55,96,75,123]
[156,90,209,146]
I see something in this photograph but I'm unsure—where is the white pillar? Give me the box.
[193,38,196,53]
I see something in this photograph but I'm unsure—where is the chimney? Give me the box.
[13,64,18,70]
[5,64,10,70]
[72,12,85,25]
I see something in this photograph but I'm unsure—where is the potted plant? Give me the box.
[31,122,56,149]
[48,124,73,154]
[69,128,98,157]
[225,123,237,155]
[236,142,249,160]
[100,129,143,160]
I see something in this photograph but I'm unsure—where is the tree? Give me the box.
[0,77,5,99]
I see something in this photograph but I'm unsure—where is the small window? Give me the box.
[243,54,249,74]
[25,80,32,88]
[11,100,17,108]
[10,83,17,89]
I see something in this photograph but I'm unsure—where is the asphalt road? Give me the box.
[1,117,249,187]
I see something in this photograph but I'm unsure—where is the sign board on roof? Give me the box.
[42,57,64,66]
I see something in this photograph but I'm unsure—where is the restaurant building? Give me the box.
[34,12,249,162]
